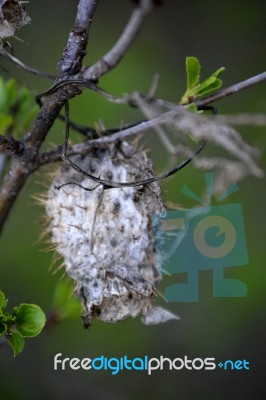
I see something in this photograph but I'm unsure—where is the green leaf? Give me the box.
[0,115,13,133]
[0,77,37,137]
[8,331,25,356]
[0,308,9,320]
[210,66,225,78]
[5,79,18,109]
[0,77,7,111]
[0,290,8,309]
[180,57,225,104]
[13,304,46,337]
[0,322,8,336]
[196,76,223,96]
[186,56,201,89]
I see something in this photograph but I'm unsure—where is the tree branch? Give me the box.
[196,72,266,107]
[0,0,99,233]
[81,0,154,81]
[38,70,266,167]
[0,47,56,80]
[0,1,265,234]
[0,158,29,230]
[0,135,23,155]
[57,0,98,79]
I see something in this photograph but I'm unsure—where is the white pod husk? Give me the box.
[0,0,31,39]
[45,141,178,326]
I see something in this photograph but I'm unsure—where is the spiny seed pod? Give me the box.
[0,0,31,39]
[45,141,178,327]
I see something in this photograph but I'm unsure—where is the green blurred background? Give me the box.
[0,1,266,399]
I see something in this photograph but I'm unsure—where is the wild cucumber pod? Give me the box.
[0,0,31,39]
[45,141,178,327]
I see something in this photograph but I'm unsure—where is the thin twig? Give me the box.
[196,72,266,107]
[37,71,266,119]
[0,47,56,80]
[35,78,128,104]
[134,92,177,157]
[39,110,178,165]
[0,157,29,231]
[61,101,207,188]
[215,113,266,126]
[38,69,266,167]
[81,0,154,80]
[56,112,145,139]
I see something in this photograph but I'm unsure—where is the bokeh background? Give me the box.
[1,1,266,399]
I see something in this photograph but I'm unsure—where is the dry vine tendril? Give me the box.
[61,101,208,189]
[36,79,212,190]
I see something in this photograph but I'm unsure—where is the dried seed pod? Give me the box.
[45,141,178,327]
[0,0,30,39]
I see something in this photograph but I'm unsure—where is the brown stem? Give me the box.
[82,0,153,81]
[57,0,98,79]
[0,135,23,155]
[0,0,99,234]
[0,159,29,233]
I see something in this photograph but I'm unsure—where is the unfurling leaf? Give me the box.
[8,331,25,357]
[180,56,225,105]
[13,304,46,337]
[186,56,201,90]
[0,290,8,309]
